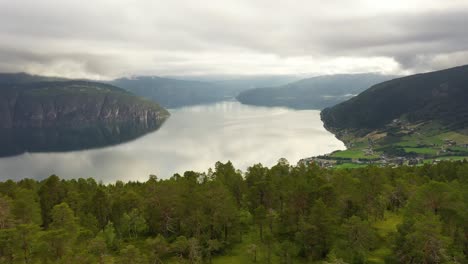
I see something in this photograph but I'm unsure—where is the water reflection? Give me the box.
[0,101,345,182]
[0,121,165,157]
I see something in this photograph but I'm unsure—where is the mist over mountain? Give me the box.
[0,72,67,84]
[236,73,396,109]
[111,75,303,108]
[210,75,302,90]
[163,74,301,87]
[110,76,234,108]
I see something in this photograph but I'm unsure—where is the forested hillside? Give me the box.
[319,65,468,165]
[321,65,468,134]
[0,160,466,263]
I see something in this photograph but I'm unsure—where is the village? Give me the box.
[299,138,468,169]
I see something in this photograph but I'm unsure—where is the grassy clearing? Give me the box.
[424,156,468,163]
[394,140,420,147]
[372,212,402,237]
[213,212,403,264]
[437,131,468,143]
[212,229,284,264]
[403,147,438,155]
[331,149,379,160]
[367,211,402,264]
[449,146,468,152]
[395,134,442,147]
[335,163,370,169]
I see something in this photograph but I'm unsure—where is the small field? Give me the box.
[403,147,438,155]
[330,149,380,160]
[334,162,370,169]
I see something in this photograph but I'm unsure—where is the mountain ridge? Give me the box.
[236,73,396,109]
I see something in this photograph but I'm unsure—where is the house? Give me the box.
[392,119,401,126]
[305,158,337,168]
[394,157,404,166]
[443,139,456,146]
[364,148,374,156]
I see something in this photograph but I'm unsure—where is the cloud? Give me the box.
[0,0,467,78]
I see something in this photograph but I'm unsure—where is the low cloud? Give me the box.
[0,0,467,78]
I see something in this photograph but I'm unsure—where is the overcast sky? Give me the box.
[1,0,467,79]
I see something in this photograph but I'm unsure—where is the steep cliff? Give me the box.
[0,80,170,129]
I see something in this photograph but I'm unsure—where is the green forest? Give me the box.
[0,160,467,264]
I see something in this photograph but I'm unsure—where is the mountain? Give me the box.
[163,74,301,88]
[111,75,303,108]
[321,65,468,138]
[0,72,67,84]
[0,73,170,156]
[236,73,395,109]
[210,75,301,90]
[111,76,236,108]
[0,75,169,129]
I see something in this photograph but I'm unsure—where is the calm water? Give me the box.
[0,101,345,182]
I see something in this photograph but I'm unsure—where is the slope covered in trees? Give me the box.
[0,160,466,263]
[321,65,468,135]
[236,74,395,109]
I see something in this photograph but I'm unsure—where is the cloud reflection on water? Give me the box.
[0,101,345,182]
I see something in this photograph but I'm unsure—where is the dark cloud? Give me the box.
[0,0,467,78]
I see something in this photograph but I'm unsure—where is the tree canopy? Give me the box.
[0,160,466,263]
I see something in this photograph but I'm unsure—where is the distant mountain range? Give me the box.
[110,76,235,108]
[110,75,300,108]
[321,65,468,138]
[236,73,396,109]
[0,73,301,115]
[163,74,300,89]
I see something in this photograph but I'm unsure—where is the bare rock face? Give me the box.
[0,81,170,129]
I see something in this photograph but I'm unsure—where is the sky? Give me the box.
[0,0,467,79]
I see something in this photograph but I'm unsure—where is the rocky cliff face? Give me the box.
[0,81,170,129]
